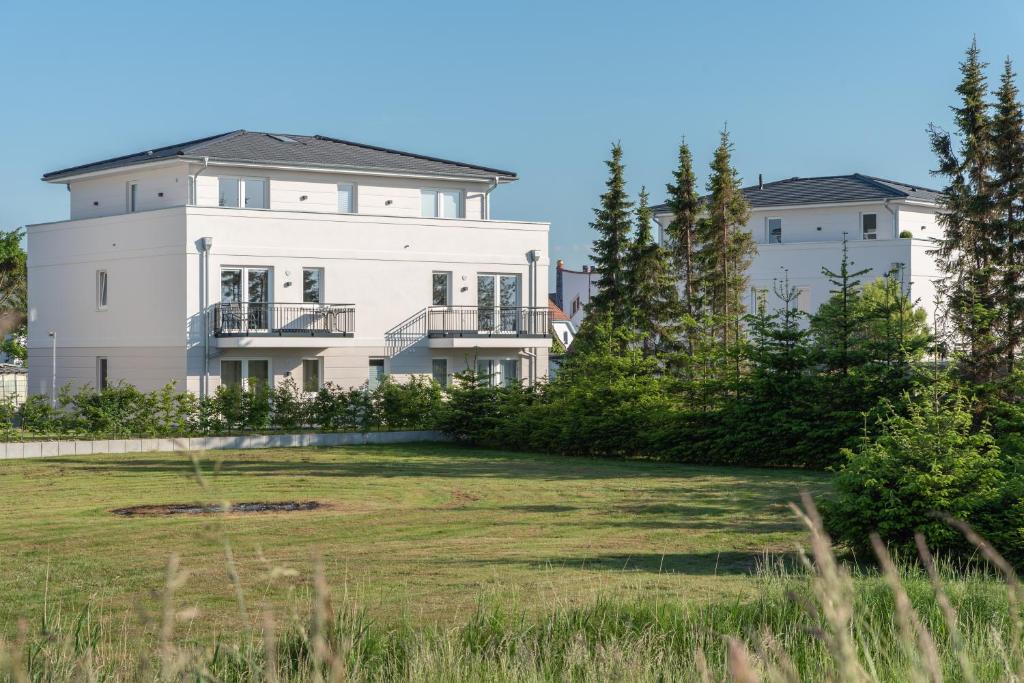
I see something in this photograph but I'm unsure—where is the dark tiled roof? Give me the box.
[43,130,517,182]
[652,173,941,212]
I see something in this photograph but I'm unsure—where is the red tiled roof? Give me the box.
[548,299,571,322]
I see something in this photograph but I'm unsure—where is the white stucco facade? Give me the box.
[652,185,944,323]
[28,144,551,397]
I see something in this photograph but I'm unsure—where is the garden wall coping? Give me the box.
[0,431,449,459]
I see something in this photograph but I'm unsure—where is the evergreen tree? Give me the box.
[695,128,755,350]
[587,142,634,328]
[929,39,1001,385]
[810,235,872,376]
[623,188,679,356]
[662,139,701,323]
[991,57,1024,375]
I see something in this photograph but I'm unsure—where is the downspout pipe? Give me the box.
[199,236,213,398]
[484,176,499,219]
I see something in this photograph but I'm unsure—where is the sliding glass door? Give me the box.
[221,267,271,332]
[477,274,520,333]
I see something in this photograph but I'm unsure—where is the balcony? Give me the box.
[425,305,550,349]
[385,306,551,355]
[210,303,355,348]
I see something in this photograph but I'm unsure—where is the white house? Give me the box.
[650,173,943,322]
[28,130,551,397]
[552,259,601,328]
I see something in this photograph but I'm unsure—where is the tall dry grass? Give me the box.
[1,492,1021,681]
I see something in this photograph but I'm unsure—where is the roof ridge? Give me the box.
[42,130,242,180]
[850,173,909,198]
[313,134,517,178]
[179,129,248,154]
[856,173,942,195]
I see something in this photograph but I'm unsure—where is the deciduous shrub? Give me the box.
[4,374,445,439]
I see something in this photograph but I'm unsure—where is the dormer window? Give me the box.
[219,177,268,209]
[421,189,463,218]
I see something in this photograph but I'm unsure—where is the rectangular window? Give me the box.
[750,287,768,312]
[571,295,582,316]
[475,359,519,387]
[337,183,356,213]
[432,358,448,387]
[441,190,461,218]
[302,358,322,393]
[96,270,108,310]
[96,357,108,391]
[219,177,239,207]
[303,268,323,304]
[432,272,451,306]
[862,213,878,240]
[127,182,138,212]
[368,358,385,391]
[500,359,519,387]
[220,359,270,390]
[218,177,267,208]
[421,190,438,217]
[421,189,464,218]
[768,217,782,244]
[221,360,243,388]
[795,287,811,313]
[243,178,267,209]
[187,176,196,205]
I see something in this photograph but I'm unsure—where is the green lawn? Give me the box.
[0,444,828,639]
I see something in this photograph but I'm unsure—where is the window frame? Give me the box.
[767,217,783,244]
[96,269,109,311]
[302,267,324,304]
[861,212,878,240]
[220,358,273,390]
[187,175,196,205]
[96,357,108,391]
[301,357,323,393]
[431,358,449,387]
[126,181,139,213]
[218,176,269,209]
[368,357,386,391]
[432,271,452,306]
[337,182,357,214]
[421,188,464,218]
[476,358,520,387]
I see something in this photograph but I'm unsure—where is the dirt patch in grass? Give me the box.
[443,489,482,508]
[112,501,329,517]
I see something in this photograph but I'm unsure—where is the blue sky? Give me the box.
[2,0,1023,286]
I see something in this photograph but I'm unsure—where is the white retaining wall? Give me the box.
[0,430,448,460]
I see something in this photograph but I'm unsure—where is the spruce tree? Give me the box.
[810,235,872,376]
[929,39,1000,385]
[991,57,1024,375]
[623,188,679,355]
[696,128,755,349]
[588,142,634,328]
[663,139,701,322]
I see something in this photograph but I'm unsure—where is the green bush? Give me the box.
[899,229,913,238]
[377,375,442,430]
[823,381,1024,564]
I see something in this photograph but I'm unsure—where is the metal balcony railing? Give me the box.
[211,303,355,337]
[426,305,549,338]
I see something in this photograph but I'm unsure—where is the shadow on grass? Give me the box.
[452,550,801,576]
[47,444,830,486]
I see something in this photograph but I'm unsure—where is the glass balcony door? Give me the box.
[477,274,520,333]
[221,267,271,333]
